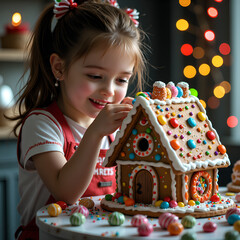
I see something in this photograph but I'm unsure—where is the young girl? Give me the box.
[14,0,146,239]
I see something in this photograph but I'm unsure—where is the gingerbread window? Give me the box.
[133,133,153,157]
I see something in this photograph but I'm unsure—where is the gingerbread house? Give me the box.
[101,81,233,218]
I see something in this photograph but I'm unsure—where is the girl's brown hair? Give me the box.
[12,0,147,136]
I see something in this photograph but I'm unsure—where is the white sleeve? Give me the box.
[20,113,65,170]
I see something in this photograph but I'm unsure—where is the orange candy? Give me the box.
[217,144,226,154]
[170,139,180,150]
[125,198,135,206]
[167,222,184,235]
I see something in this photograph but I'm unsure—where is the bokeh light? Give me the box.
[12,12,21,27]
[214,0,223,2]
[193,47,205,59]
[207,7,218,18]
[213,86,225,98]
[204,30,215,41]
[220,81,231,93]
[190,88,198,97]
[208,96,220,109]
[227,116,238,128]
[199,63,210,76]
[219,43,231,55]
[212,55,223,67]
[176,19,189,31]
[199,99,206,109]
[179,0,191,7]
[181,44,193,56]
[183,65,197,78]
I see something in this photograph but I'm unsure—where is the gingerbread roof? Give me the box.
[103,93,230,173]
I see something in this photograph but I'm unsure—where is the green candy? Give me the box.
[181,231,197,240]
[70,213,86,226]
[224,230,239,240]
[181,215,196,228]
[108,211,125,226]
[105,194,113,201]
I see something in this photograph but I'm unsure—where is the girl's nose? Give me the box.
[101,81,114,97]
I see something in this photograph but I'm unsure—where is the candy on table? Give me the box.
[70,213,86,226]
[56,201,67,210]
[224,230,239,240]
[70,205,89,217]
[234,220,240,233]
[47,203,62,217]
[228,214,240,225]
[181,215,196,228]
[131,214,149,227]
[137,223,153,236]
[225,207,240,220]
[108,212,125,226]
[158,212,179,229]
[167,222,184,236]
[236,193,240,202]
[180,231,197,240]
[202,221,217,232]
[79,198,95,209]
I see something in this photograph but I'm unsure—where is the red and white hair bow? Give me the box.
[107,0,140,27]
[54,0,78,20]
[125,8,139,27]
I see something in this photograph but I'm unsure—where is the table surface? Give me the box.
[36,187,239,240]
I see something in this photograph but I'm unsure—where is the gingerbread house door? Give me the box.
[134,170,153,204]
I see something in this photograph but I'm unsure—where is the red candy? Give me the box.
[210,194,220,202]
[114,192,122,199]
[206,131,216,140]
[203,221,217,232]
[138,223,153,236]
[164,196,171,202]
[170,118,179,128]
[131,214,149,227]
[226,207,240,220]
[56,201,67,210]
[158,213,179,229]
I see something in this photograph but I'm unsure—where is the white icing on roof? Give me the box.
[103,96,230,172]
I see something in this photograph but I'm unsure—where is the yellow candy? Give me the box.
[166,87,172,99]
[155,200,163,207]
[47,203,62,217]
[178,202,185,207]
[234,220,240,232]
[197,112,206,121]
[188,200,195,206]
[226,192,235,196]
[157,115,167,125]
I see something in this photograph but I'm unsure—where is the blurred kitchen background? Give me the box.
[0,0,239,239]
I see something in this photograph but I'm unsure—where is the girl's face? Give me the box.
[59,45,134,126]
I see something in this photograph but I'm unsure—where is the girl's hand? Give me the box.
[90,103,133,138]
[121,96,134,105]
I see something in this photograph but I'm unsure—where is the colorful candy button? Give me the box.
[158,115,167,125]
[197,112,206,121]
[218,144,226,154]
[170,139,181,150]
[206,131,216,140]
[176,86,183,97]
[187,140,196,149]
[170,118,179,128]
[187,117,197,127]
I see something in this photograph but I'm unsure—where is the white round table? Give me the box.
[36,188,238,240]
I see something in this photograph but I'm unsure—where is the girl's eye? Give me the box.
[87,75,102,79]
[118,78,129,84]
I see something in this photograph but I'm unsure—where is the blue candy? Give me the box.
[187,117,197,127]
[228,214,240,225]
[160,201,169,209]
[187,139,196,149]
[176,86,183,97]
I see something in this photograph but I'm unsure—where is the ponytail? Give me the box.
[12,4,58,136]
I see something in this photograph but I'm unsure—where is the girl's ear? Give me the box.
[50,53,64,81]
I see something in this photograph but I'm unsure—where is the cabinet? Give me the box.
[0,139,20,240]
